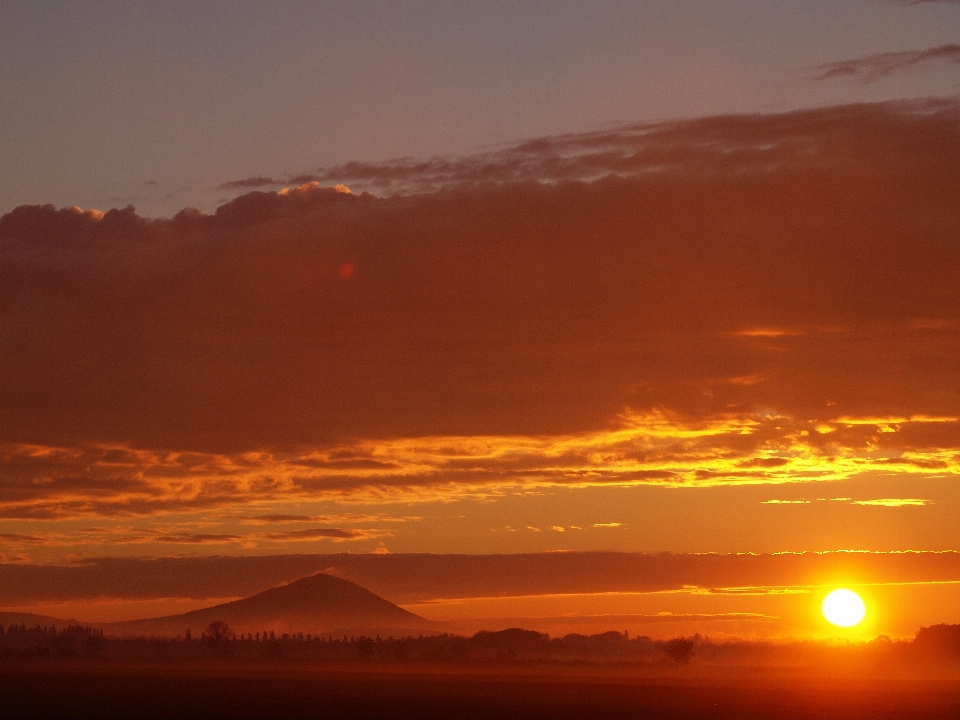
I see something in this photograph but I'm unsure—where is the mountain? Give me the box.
[104,572,441,638]
[0,610,82,629]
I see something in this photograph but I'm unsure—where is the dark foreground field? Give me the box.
[2,663,960,720]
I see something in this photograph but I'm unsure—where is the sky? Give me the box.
[2,0,960,639]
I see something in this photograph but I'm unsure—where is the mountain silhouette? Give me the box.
[105,572,440,638]
[0,610,82,628]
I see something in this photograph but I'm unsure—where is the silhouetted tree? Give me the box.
[201,620,233,656]
[664,636,695,666]
[913,623,960,661]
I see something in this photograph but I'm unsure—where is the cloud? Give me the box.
[733,328,806,338]
[258,527,387,542]
[467,611,778,628]
[216,176,281,190]
[0,523,386,548]
[851,498,929,507]
[812,44,960,83]
[241,513,417,525]
[762,498,929,507]
[243,514,314,523]
[153,533,243,545]
[0,532,56,545]
[1,100,959,526]
[2,550,960,606]
[0,412,957,519]
[218,98,959,194]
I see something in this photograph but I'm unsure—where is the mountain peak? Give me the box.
[107,572,439,638]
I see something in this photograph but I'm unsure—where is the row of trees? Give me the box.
[188,623,680,662]
[0,624,104,656]
[183,622,696,663]
[5,620,960,666]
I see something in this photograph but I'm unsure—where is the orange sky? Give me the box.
[2,5,960,638]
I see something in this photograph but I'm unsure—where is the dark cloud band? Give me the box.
[1,551,958,605]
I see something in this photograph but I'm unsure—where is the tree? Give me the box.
[664,636,695,666]
[201,620,233,656]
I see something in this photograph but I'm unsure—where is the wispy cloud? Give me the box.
[259,527,388,542]
[0,532,62,545]
[216,176,281,190]
[0,411,957,519]
[812,44,960,83]
[153,532,243,545]
[0,524,388,549]
[763,497,929,507]
[851,498,929,507]
[240,513,417,525]
[215,99,959,194]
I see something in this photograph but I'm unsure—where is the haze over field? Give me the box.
[2,1,960,643]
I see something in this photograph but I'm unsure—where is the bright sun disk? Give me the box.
[821,588,866,627]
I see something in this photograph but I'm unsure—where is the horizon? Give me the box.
[2,549,960,641]
[4,1,960,656]
[0,560,956,646]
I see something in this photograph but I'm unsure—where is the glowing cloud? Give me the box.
[2,100,960,556]
[851,498,929,507]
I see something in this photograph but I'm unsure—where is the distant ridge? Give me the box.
[0,610,82,628]
[104,572,441,638]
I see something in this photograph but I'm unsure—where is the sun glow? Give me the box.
[821,588,866,627]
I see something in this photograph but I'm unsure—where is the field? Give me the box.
[3,662,960,719]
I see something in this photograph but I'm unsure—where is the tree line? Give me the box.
[4,621,960,667]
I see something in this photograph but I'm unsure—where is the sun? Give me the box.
[821,588,866,627]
